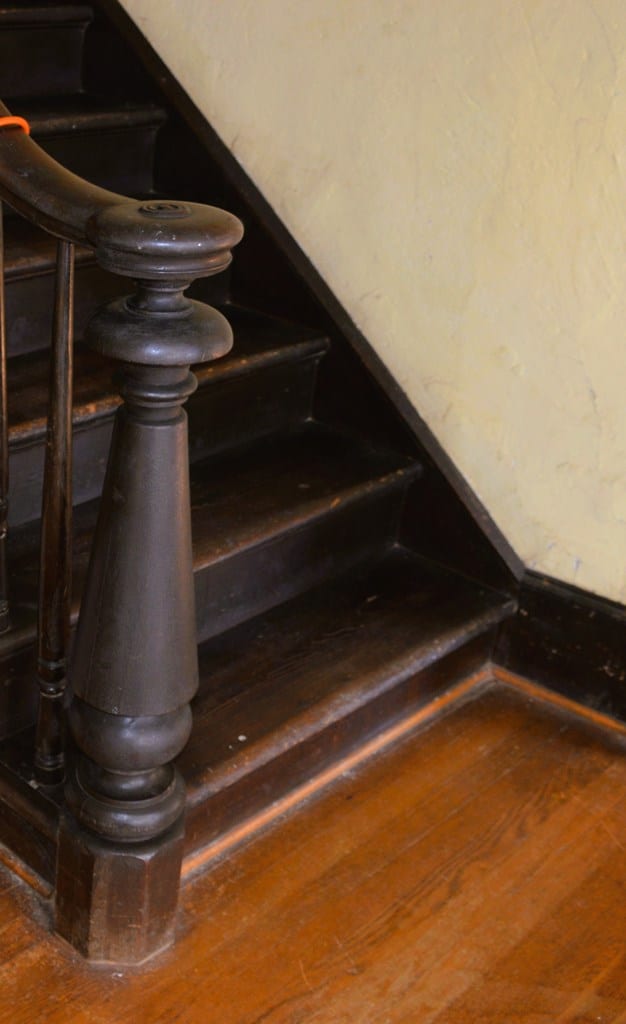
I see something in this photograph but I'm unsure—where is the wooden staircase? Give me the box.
[0,1,518,962]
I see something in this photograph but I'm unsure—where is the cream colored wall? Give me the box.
[119,0,626,604]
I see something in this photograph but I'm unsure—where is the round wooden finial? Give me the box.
[86,198,244,280]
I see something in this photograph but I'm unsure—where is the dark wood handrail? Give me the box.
[0,100,124,242]
[0,100,242,266]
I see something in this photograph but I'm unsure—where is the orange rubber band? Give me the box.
[0,116,30,135]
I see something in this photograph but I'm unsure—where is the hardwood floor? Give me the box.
[1,676,626,1023]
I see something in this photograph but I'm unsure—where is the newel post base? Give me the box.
[55,814,184,965]
[52,199,243,963]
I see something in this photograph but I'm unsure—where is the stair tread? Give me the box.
[189,422,419,566]
[6,420,418,615]
[180,546,515,798]
[0,545,514,874]
[7,306,330,445]
[17,96,167,136]
[2,218,94,280]
[5,96,167,194]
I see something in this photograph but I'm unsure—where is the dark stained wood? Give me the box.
[189,424,421,641]
[0,682,625,1019]
[21,96,167,196]
[2,228,127,361]
[4,307,327,530]
[5,307,326,444]
[0,203,9,634]
[497,570,626,722]
[0,546,511,883]
[0,5,92,100]
[0,746,58,884]
[182,547,513,851]
[0,217,227,359]
[55,814,185,964]
[8,346,116,442]
[34,239,74,785]
[58,199,242,957]
[0,0,521,597]
[0,2,249,961]
[2,218,95,282]
[0,0,528,966]
[497,667,626,738]
[0,99,129,243]
[1,421,420,672]
[0,645,39,738]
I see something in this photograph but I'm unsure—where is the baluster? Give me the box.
[0,203,10,634]
[54,199,243,963]
[34,240,74,785]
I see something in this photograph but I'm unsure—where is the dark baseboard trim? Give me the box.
[496,571,626,721]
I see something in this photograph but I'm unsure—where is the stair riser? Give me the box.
[9,417,113,529]
[194,486,407,643]
[0,631,492,886]
[0,647,38,742]
[34,121,162,196]
[184,632,493,854]
[0,765,56,884]
[187,358,320,463]
[8,358,321,528]
[0,484,406,738]
[6,263,125,359]
[0,16,90,99]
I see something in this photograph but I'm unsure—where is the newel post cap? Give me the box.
[86,199,244,280]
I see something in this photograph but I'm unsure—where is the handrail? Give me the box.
[0,98,244,962]
[0,100,242,267]
[0,100,125,243]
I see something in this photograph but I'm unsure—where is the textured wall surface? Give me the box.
[119,0,626,604]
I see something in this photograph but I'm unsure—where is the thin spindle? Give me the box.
[0,203,10,634]
[34,239,74,786]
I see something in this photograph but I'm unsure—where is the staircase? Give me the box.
[0,1,518,963]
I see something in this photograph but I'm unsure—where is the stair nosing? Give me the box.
[0,7,93,27]
[191,459,422,571]
[186,587,515,805]
[4,242,95,282]
[2,426,421,655]
[194,334,329,386]
[0,575,515,875]
[8,335,330,448]
[26,103,167,137]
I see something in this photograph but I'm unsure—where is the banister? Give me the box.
[0,100,124,243]
[0,101,242,266]
[0,97,244,962]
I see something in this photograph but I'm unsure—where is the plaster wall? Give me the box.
[119,0,626,604]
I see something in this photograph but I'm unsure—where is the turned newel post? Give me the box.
[55,199,243,964]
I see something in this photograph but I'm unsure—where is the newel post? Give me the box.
[55,200,243,964]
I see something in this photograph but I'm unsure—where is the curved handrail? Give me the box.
[0,100,125,243]
[0,101,243,272]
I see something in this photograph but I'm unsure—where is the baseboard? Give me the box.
[495,571,626,721]
[493,666,626,739]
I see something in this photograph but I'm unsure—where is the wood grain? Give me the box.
[0,679,625,1021]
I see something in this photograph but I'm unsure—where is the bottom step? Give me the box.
[181,546,516,856]
[0,546,515,884]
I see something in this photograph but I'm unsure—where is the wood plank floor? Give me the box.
[1,676,626,1023]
